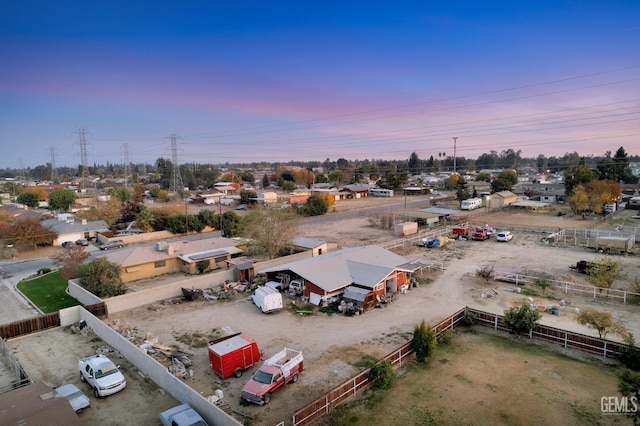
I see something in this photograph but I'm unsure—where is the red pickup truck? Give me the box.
[471,227,489,241]
[241,348,303,405]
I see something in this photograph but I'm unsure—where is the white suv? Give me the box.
[496,231,513,242]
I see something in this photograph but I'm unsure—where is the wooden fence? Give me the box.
[492,271,640,305]
[0,302,107,340]
[292,307,467,426]
[292,306,629,426]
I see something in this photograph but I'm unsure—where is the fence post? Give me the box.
[624,291,627,304]
[564,331,568,348]
[603,341,607,359]
[494,314,498,330]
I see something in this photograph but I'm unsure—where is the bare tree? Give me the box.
[53,245,91,279]
[243,207,300,259]
[576,309,627,339]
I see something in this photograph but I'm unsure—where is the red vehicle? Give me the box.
[208,333,261,379]
[471,227,489,241]
[452,225,469,239]
[241,348,303,405]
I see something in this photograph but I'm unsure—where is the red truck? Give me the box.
[471,227,489,241]
[240,348,303,405]
[208,333,261,379]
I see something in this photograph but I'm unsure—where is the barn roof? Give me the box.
[258,246,409,293]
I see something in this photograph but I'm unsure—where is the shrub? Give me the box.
[463,310,477,326]
[618,334,640,371]
[412,320,436,363]
[369,359,394,390]
[37,268,52,275]
[438,329,454,345]
[503,303,542,337]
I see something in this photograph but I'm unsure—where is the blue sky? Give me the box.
[1,1,639,169]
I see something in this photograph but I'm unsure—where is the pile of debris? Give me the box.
[108,320,193,380]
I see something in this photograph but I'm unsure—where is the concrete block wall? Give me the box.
[106,269,236,314]
[68,279,103,305]
[79,308,241,426]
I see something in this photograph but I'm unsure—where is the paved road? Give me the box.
[0,260,49,323]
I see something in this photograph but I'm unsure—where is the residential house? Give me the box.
[258,246,422,307]
[41,215,110,246]
[0,382,81,426]
[96,237,245,283]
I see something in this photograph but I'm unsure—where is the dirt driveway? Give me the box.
[7,200,640,425]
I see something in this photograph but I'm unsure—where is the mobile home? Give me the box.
[460,198,482,210]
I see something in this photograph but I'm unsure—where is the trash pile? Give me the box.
[109,319,193,379]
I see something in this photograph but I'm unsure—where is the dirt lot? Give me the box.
[7,197,640,425]
[321,328,626,425]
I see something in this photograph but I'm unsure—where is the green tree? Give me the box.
[563,163,594,196]
[221,211,244,237]
[412,320,436,364]
[576,308,627,339]
[240,189,258,204]
[587,256,621,290]
[490,170,518,192]
[80,257,126,297]
[281,181,296,192]
[369,359,394,390]
[165,215,205,234]
[532,277,552,294]
[197,209,218,228]
[196,259,210,274]
[617,369,640,424]
[48,188,77,211]
[136,207,154,232]
[503,304,542,337]
[303,195,328,216]
[17,191,40,208]
[475,172,491,182]
[408,152,421,175]
[107,186,131,203]
[244,207,300,259]
[262,173,270,188]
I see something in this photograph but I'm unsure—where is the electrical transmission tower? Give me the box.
[50,147,58,182]
[168,134,183,194]
[122,143,131,187]
[76,127,90,188]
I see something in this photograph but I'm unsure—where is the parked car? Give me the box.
[54,383,91,413]
[235,204,248,210]
[99,239,125,250]
[78,353,127,397]
[75,238,89,246]
[496,231,513,242]
[159,403,208,426]
[61,241,75,248]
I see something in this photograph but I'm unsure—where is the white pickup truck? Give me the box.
[78,354,127,397]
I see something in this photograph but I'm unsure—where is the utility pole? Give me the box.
[453,137,458,174]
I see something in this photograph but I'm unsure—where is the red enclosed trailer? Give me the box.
[208,333,261,379]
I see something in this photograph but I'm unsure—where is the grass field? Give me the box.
[322,328,628,426]
[17,269,82,313]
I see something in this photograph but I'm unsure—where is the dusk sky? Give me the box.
[1,1,639,169]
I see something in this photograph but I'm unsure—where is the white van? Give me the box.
[252,286,283,313]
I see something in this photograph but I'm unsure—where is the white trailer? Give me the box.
[461,198,482,210]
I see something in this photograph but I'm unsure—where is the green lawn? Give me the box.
[17,269,82,313]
